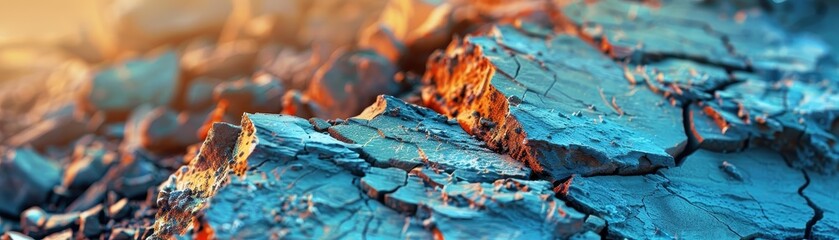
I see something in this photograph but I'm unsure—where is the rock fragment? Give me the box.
[280,90,324,119]
[61,136,118,191]
[183,78,222,111]
[20,207,79,238]
[306,50,401,118]
[78,205,104,238]
[137,107,208,154]
[559,148,812,239]
[213,72,285,118]
[329,95,530,182]
[109,228,141,240]
[698,73,839,172]
[424,24,686,180]
[107,199,131,220]
[584,215,606,233]
[803,172,839,239]
[0,148,60,216]
[623,59,734,103]
[202,114,412,239]
[687,101,753,153]
[384,175,438,214]
[1,231,34,240]
[78,51,180,117]
[43,230,72,240]
[113,157,166,199]
[361,167,408,200]
[563,0,830,73]
[148,122,245,239]
[5,114,90,151]
[307,117,331,132]
[152,112,588,239]
[428,179,586,239]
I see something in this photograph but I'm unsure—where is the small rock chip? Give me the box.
[78,50,179,116]
[0,148,60,216]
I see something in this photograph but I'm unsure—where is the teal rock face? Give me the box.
[328,95,530,182]
[805,172,839,240]
[426,25,686,180]
[191,113,590,239]
[0,148,60,216]
[560,149,812,239]
[81,51,180,114]
[563,0,830,73]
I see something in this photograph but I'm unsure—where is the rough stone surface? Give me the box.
[428,178,586,239]
[361,167,407,200]
[804,172,839,240]
[213,72,285,118]
[202,113,421,239]
[329,95,530,182]
[559,149,812,239]
[148,122,245,239]
[20,207,79,238]
[3,1,839,239]
[716,75,839,173]
[562,0,839,173]
[137,107,208,154]
[686,101,754,153]
[306,50,401,119]
[61,136,118,191]
[5,114,90,151]
[424,24,686,180]
[560,0,839,173]
[0,148,60,216]
[623,59,735,104]
[153,113,592,239]
[78,51,180,115]
[78,204,104,237]
[563,0,830,73]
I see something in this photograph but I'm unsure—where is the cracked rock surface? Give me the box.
[424,24,686,180]
[559,148,812,239]
[2,0,839,239]
[804,172,839,240]
[78,51,181,117]
[563,0,839,173]
[563,0,830,73]
[328,95,530,182]
[153,113,593,239]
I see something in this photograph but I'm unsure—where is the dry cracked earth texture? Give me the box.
[1,0,838,239]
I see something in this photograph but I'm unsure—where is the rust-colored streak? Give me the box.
[702,105,730,134]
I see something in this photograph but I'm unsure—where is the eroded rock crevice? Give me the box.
[798,170,825,239]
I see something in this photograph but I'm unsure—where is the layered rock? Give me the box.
[78,51,180,118]
[328,95,530,182]
[805,172,839,240]
[559,148,814,239]
[151,111,594,239]
[561,0,839,173]
[0,148,60,216]
[305,50,402,119]
[682,72,839,172]
[148,122,246,239]
[562,0,830,73]
[424,24,686,180]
